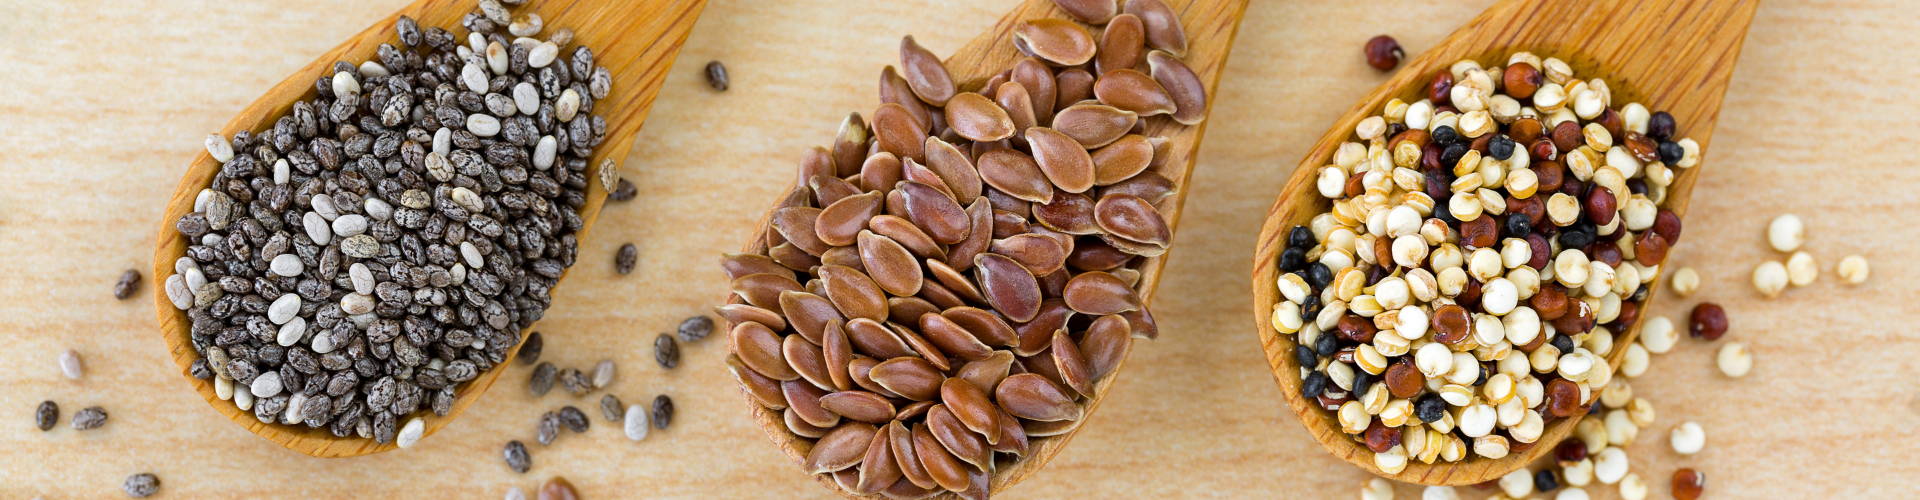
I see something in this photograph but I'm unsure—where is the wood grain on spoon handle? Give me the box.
[152,0,705,457]
[1250,0,1756,486]
[738,0,1248,497]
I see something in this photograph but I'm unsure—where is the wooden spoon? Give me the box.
[1250,0,1758,486]
[150,0,706,458]
[731,0,1247,496]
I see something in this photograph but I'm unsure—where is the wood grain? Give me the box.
[730,0,1250,496]
[149,0,705,457]
[1249,0,1757,486]
[4,0,1920,498]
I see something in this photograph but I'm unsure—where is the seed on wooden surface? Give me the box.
[647,332,678,370]
[72,406,107,430]
[899,36,955,106]
[1716,342,1752,377]
[944,92,1016,142]
[595,394,625,424]
[615,403,650,442]
[55,349,85,380]
[1124,0,1188,55]
[1671,468,1705,500]
[395,417,425,448]
[614,242,639,275]
[805,422,879,473]
[1093,68,1176,116]
[557,405,590,433]
[1767,213,1804,252]
[35,400,57,431]
[1147,50,1207,125]
[112,269,142,300]
[1054,0,1119,24]
[122,472,160,498]
[704,60,730,91]
[1097,14,1146,74]
[518,332,545,366]
[536,411,560,445]
[560,368,592,396]
[539,476,578,500]
[1364,35,1403,71]
[1052,103,1138,148]
[504,440,531,473]
[529,362,557,396]
[674,315,714,343]
[649,394,674,430]
[1028,127,1097,193]
[1837,254,1870,284]
[1016,19,1097,66]
[592,360,616,389]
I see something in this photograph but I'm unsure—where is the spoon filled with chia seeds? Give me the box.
[152,0,705,457]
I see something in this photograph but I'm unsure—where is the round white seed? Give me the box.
[331,71,361,97]
[623,404,651,441]
[1619,342,1649,378]
[331,214,369,238]
[1716,342,1752,377]
[204,133,234,163]
[1767,214,1804,252]
[1638,316,1677,353]
[461,62,489,93]
[396,417,427,448]
[529,42,559,68]
[1361,477,1395,500]
[1670,421,1705,454]
[1499,468,1534,497]
[1786,251,1818,286]
[1592,447,1629,484]
[1837,254,1870,284]
[1752,261,1787,298]
[1669,266,1699,296]
[1421,485,1459,500]
[58,349,83,379]
[363,196,393,221]
[513,82,540,115]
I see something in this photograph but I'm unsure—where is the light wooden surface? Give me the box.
[735,0,1249,497]
[1251,0,1756,486]
[2,0,1917,498]
[149,0,706,458]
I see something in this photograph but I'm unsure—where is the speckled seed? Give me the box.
[624,404,651,440]
[395,416,426,448]
[71,406,107,430]
[34,400,57,431]
[123,472,160,498]
[677,315,714,342]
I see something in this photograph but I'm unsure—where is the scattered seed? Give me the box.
[1785,250,1818,286]
[1751,260,1787,297]
[530,362,557,396]
[1766,214,1804,252]
[540,476,579,500]
[654,333,679,369]
[608,178,637,201]
[676,315,714,342]
[1670,421,1705,454]
[71,406,107,430]
[1688,303,1728,340]
[58,349,83,380]
[559,368,592,396]
[506,487,528,500]
[599,394,624,422]
[122,472,160,498]
[1364,35,1403,71]
[518,332,545,366]
[504,440,532,473]
[591,360,616,389]
[35,400,57,431]
[1669,267,1700,296]
[704,60,730,91]
[113,270,142,300]
[1360,477,1394,500]
[1671,468,1705,500]
[536,411,561,445]
[395,417,426,448]
[650,394,674,430]
[1716,342,1752,377]
[1837,254,1870,284]
[558,406,589,433]
[616,243,639,275]
[623,403,651,440]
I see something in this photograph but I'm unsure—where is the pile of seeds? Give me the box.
[721,0,1204,496]
[1276,51,1699,470]
[161,0,611,444]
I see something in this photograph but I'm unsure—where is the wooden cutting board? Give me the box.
[1,0,1916,498]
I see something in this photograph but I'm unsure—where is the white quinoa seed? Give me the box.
[1638,316,1677,353]
[1361,477,1395,500]
[1766,214,1805,252]
[1421,485,1459,500]
[1717,342,1752,377]
[1498,468,1533,497]
[396,417,426,448]
[1786,251,1818,286]
[1618,473,1648,500]
[1592,447,1629,484]
[58,349,83,379]
[1669,266,1700,296]
[1837,254,1870,284]
[1752,260,1787,298]
[1670,421,1705,454]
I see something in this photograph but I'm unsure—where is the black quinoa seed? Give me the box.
[1293,345,1317,368]
[1534,469,1560,492]
[1415,394,1447,422]
[1305,263,1333,290]
[1440,142,1469,167]
[1432,125,1459,146]
[1278,247,1306,272]
[1658,140,1683,164]
[1287,225,1315,249]
[1550,334,1575,353]
[1488,135,1515,160]
[1301,371,1330,399]
[1648,111,1676,140]
[1504,213,1531,238]
[1314,331,1339,356]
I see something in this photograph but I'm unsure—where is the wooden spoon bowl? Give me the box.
[1250,0,1757,486]
[150,0,706,458]
[728,0,1247,496]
